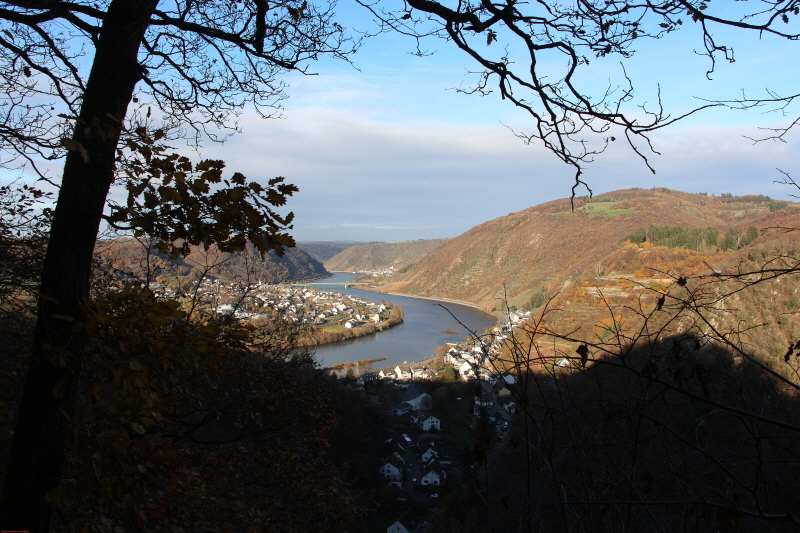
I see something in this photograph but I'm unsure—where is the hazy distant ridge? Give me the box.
[296,241,367,263]
[324,239,451,271]
[99,240,329,283]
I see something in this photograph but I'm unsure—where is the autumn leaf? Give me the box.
[61,137,90,163]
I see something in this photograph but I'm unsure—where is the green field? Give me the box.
[579,202,636,216]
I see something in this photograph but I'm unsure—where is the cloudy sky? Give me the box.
[25,1,797,244]
[199,1,800,242]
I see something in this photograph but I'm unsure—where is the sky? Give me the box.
[13,1,800,243]
[196,0,800,242]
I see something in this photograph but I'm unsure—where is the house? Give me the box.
[474,380,499,418]
[384,434,408,452]
[475,380,494,407]
[391,449,407,465]
[420,445,436,463]
[412,412,441,431]
[347,381,365,392]
[459,361,475,380]
[419,460,447,486]
[394,365,412,380]
[417,436,453,466]
[489,371,517,386]
[403,382,432,411]
[497,386,517,414]
[357,372,379,385]
[387,402,413,417]
[415,433,442,453]
[380,456,404,484]
[387,511,420,533]
[421,445,451,466]
[445,352,460,365]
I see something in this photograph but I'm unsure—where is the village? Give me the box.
[159,276,535,533]
[341,308,533,533]
[151,277,395,328]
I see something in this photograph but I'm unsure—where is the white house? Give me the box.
[413,413,441,431]
[378,369,396,380]
[387,521,412,533]
[498,386,517,415]
[420,444,451,465]
[394,365,412,380]
[391,450,407,464]
[403,382,432,411]
[419,461,447,486]
[380,456,404,485]
[459,361,475,380]
[387,511,420,533]
[489,371,517,386]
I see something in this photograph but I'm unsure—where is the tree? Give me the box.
[359,0,799,194]
[0,182,50,320]
[443,363,459,382]
[0,1,357,529]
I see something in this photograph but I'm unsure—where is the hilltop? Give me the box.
[374,188,798,309]
[362,187,800,372]
[324,238,450,272]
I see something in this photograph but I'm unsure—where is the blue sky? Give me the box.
[198,0,800,242]
[13,1,798,243]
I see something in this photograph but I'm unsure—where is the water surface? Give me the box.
[307,272,496,368]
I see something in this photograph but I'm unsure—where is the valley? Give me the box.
[28,187,800,532]
[317,188,800,532]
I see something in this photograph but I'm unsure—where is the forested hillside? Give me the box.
[296,241,364,263]
[97,239,329,285]
[324,238,450,271]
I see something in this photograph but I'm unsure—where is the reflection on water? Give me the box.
[307,272,496,369]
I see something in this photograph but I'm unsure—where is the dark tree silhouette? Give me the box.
[358,0,800,194]
[0,0,357,529]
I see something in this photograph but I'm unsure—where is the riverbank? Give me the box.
[310,272,498,368]
[320,273,482,308]
[360,286,494,317]
[298,305,404,347]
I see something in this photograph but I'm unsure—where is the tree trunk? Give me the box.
[0,1,157,530]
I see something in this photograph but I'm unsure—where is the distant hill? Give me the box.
[97,239,329,284]
[324,239,451,272]
[374,188,799,309]
[296,241,367,263]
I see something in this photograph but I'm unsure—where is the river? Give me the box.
[305,272,496,369]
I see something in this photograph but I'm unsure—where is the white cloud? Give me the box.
[201,102,799,242]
